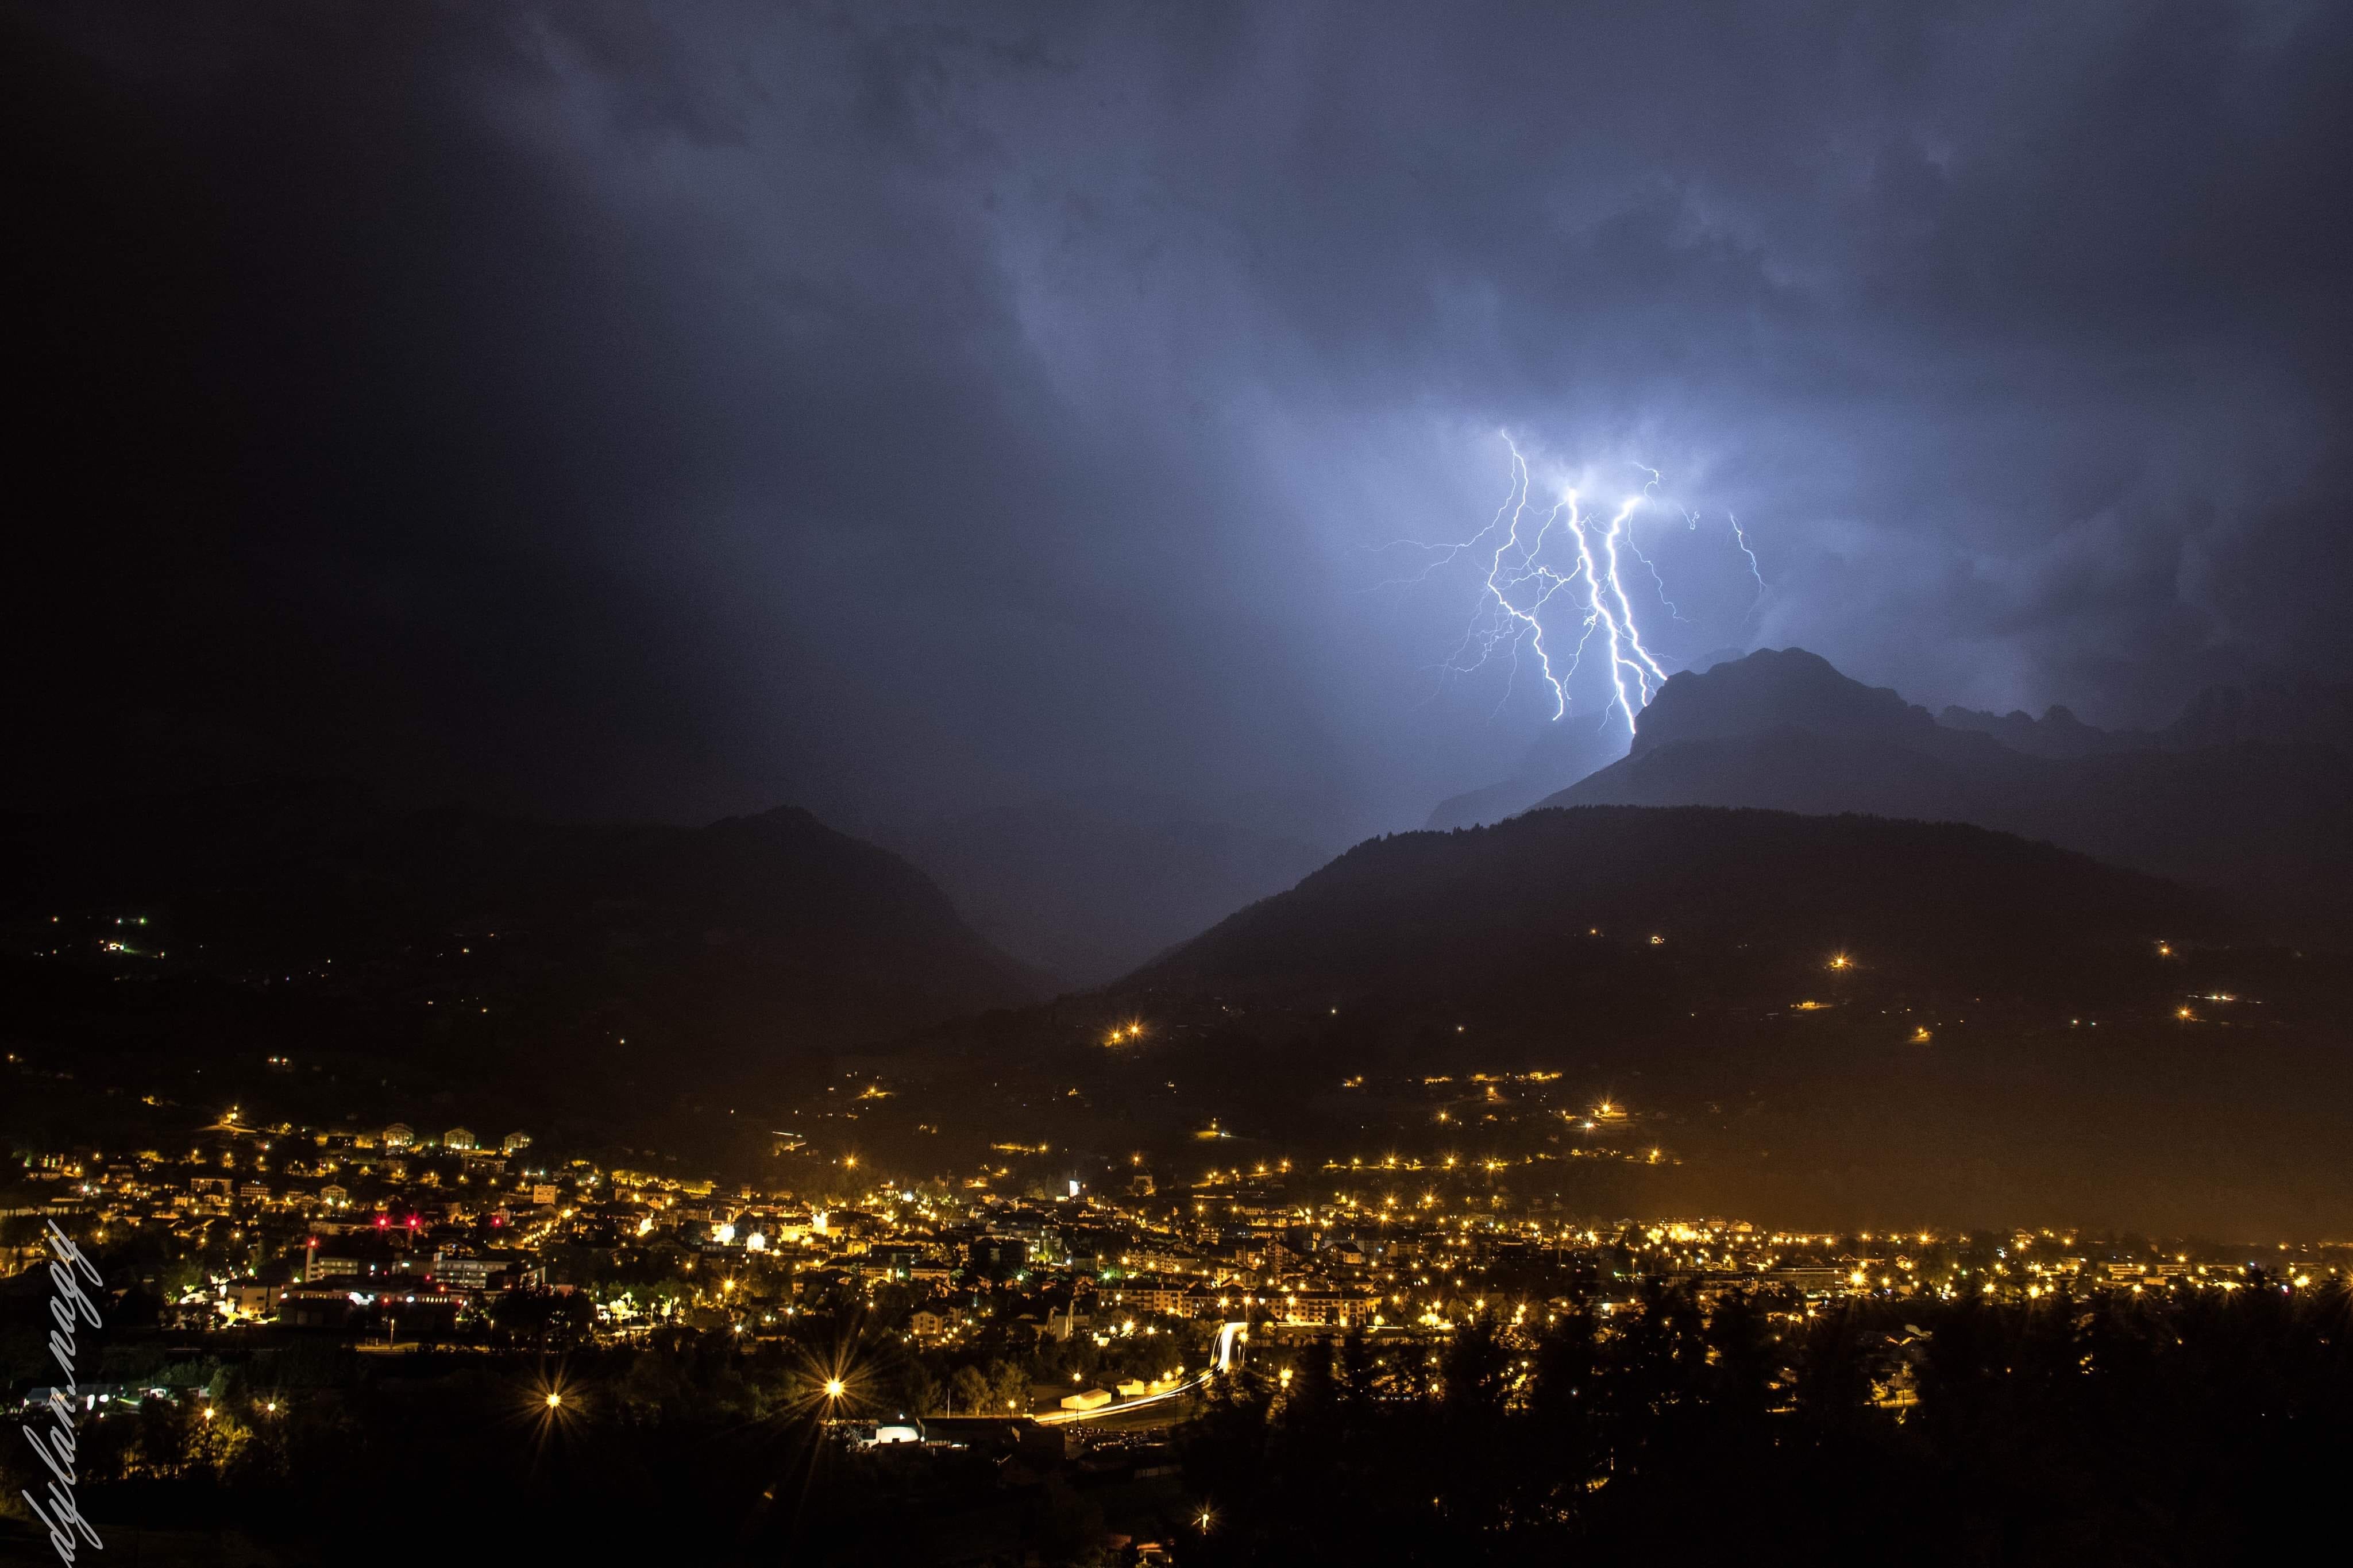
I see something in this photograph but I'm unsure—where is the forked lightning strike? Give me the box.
[1390,435,1765,734]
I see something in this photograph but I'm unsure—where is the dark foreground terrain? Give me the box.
[3,1282,2346,1566]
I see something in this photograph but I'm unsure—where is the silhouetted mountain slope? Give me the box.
[1560,724,2046,820]
[1937,702,2144,758]
[904,789,1337,985]
[1423,654,1765,832]
[842,805,2353,1235]
[1532,651,2353,936]
[1422,774,1559,832]
[1131,805,2219,1010]
[1943,674,2353,758]
[1424,721,1627,831]
[1628,647,1954,754]
[0,784,1046,1111]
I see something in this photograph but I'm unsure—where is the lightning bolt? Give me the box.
[1727,512,1766,594]
[1673,495,1767,600]
[1429,438,1580,719]
[1559,490,1668,728]
[1382,434,1768,735]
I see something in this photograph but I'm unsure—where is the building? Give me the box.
[970,1236,1027,1273]
[382,1123,416,1150]
[1764,1267,1850,1297]
[1273,1289,1379,1327]
[224,1279,283,1319]
[443,1127,478,1152]
[863,1242,924,1277]
[1100,1277,1188,1316]
[364,1285,464,1338]
[430,1250,537,1292]
[279,1286,359,1330]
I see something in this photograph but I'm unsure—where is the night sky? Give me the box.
[9,2,2350,836]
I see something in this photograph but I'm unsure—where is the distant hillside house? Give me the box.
[502,1130,531,1154]
[383,1123,416,1149]
[444,1127,477,1151]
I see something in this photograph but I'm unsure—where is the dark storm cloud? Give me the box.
[7,1,2349,828]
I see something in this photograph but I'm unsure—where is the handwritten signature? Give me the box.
[21,1219,107,1563]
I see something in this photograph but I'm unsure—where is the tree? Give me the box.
[948,1362,992,1415]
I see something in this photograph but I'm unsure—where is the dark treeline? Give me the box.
[0,1312,1035,1562]
[6,1284,2347,1564]
[0,1287,1197,1563]
[1176,1283,2352,1567]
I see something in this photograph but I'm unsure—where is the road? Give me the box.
[1033,1321,1248,1427]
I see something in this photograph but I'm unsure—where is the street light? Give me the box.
[823,1378,846,1400]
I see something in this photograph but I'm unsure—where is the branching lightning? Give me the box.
[1727,512,1766,592]
[1384,434,1767,735]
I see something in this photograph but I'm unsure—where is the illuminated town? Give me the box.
[11,1079,2344,1387]
[10,1042,2353,1565]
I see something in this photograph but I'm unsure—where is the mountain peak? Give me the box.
[1523,650,2353,939]
[1630,647,1936,756]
